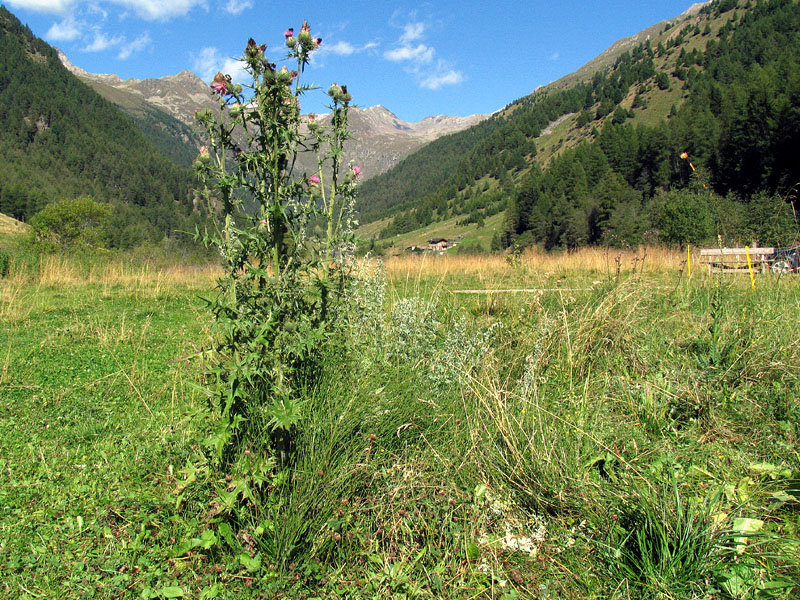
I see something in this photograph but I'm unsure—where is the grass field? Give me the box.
[2,248,799,599]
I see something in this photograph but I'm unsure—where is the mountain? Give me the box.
[57,50,209,167]
[356,0,800,254]
[58,53,488,180]
[58,51,218,130]
[0,6,202,248]
[308,105,489,179]
[545,2,710,95]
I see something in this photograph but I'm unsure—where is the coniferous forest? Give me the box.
[2,1,800,253]
[0,7,203,249]
[359,0,800,250]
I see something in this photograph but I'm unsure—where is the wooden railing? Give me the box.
[698,247,775,274]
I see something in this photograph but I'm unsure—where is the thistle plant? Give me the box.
[194,23,358,467]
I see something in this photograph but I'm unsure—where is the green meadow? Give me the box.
[1,251,799,599]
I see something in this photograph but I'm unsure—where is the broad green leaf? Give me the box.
[173,538,200,557]
[200,584,223,599]
[474,484,488,504]
[158,586,185,598]
[466,541,480,560]
[237,552,262,573]
[199,529,217,549]
[218,522,236,548]
[732,517,764,534]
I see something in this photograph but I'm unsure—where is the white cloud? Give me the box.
[325,41,356,56]
[223,0,251,15]
[549,52,560,61]
[45,15,82,41]
[323,40,379,57]
[311,38,379,67]
[4,0,207,20]
[83,31,123,52]
[400,22,425,44]
[192,46,247,85]
[106,0,207,20]
[421,68,464,90]
[117,31,150,59]
[4,0,71,13]
[384,43,434,64]
[384,18,463,91]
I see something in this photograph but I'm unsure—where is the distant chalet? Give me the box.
[404,238,454,253]
[428,238,448,251]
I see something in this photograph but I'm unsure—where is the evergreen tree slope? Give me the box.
[0,7,200,247]
[360,0,800,251]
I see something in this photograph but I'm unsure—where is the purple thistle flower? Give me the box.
[210,72,230,95]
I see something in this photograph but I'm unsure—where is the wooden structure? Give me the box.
[698,246,775,274]
[428,238,449,252]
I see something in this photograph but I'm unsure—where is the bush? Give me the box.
[657,189,714,245]
[29,196,111,252]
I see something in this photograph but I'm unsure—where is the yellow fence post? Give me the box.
[745,246,756,291]
[687,244,691,278]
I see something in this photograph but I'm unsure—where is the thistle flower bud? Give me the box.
[196,146,211,164]
[328,83,342,99]
[244,38,266,61]
[278,66,293,84]
[298,21,315,50]
[286,36,297,48]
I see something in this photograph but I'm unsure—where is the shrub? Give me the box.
[657,189,714,245]
[28,196,111,251]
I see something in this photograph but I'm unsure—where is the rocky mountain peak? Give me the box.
[56,49,491,178]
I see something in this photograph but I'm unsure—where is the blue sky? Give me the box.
[3,0,705,122]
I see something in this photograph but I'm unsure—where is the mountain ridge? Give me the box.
[57,51,490,178]
[0,5,201,247]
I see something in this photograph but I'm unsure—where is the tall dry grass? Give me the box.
[384,246,685,282]
[0,255,220,321]
[0,212,28,238]
[13,254,220,289]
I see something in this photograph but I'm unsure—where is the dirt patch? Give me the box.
[540,112,576,137]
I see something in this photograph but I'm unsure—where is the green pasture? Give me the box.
[2,261,799,599]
